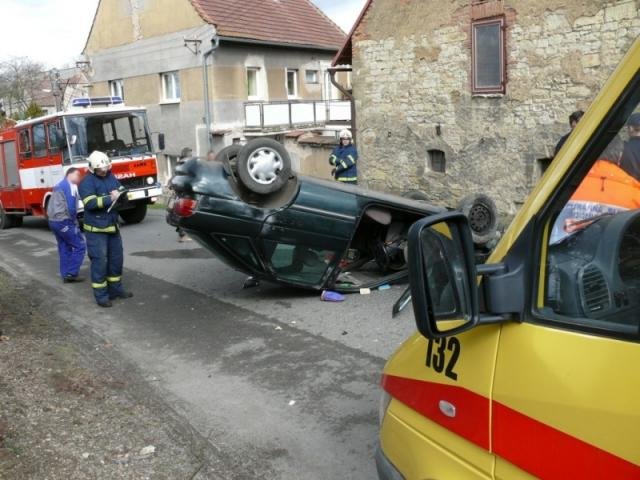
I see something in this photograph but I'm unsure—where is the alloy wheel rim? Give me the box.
[247,148,283,185]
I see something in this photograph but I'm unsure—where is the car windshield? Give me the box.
[64,112,151,163]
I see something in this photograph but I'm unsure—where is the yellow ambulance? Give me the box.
[376,38,640,479]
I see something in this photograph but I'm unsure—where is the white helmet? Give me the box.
[88,151,111,172]
[339,129,353,140]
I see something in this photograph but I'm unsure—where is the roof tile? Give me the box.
[190,0,346,49]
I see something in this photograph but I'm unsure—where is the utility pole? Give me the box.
[202,29,220,153]
[49,69,64,112]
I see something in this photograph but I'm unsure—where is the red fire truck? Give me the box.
[0,96,164,229]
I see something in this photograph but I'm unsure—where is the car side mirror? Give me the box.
[157,133,166,151]
[408,212,481,339]
[408,212,514,338]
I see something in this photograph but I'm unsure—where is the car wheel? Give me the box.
[120,202,147,224]
[237,139,292,194]
[458,193,498,246]
[215,145,242,177]
[402,190,429,202]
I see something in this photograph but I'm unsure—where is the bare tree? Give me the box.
[0,57,46,116]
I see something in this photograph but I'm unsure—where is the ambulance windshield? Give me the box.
[64,111,152,162]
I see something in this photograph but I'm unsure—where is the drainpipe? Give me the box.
[202,30,220,153]
[328,67,356,144]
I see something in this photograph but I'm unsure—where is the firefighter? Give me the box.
[47,167,86,282]
[329,129,358,185]
[79,151,132,308]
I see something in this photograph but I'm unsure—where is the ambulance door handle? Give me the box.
[438,400,456,418]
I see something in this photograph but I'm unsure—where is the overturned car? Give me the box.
[167,139,497,292]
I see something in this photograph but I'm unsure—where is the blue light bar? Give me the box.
[72,96,124,107]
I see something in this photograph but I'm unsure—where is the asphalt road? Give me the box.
[0,209,417,479]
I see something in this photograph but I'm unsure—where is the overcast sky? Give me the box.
[0,0,365,69]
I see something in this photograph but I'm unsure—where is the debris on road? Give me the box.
[320,290,345,302]
[359,288,372,295]
[378,284,391,291]
[288,400,296,406]
[139,445,156,458]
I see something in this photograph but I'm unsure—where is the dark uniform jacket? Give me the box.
[329,144,358,182]
[78,172,123,233]
[621,137,640,181]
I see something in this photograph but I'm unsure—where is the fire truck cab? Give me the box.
[0,96,163,229]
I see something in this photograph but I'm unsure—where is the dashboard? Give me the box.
[546,209,640,327]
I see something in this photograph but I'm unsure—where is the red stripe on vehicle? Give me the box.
[493,401,640,479]
[381,374,490,450]
[382,374,640,478]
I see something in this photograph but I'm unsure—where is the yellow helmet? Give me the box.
[87,151,111,172]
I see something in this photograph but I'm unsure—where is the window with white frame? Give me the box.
[286,69,298,98]
[109,79,124,99]
[305,70,319,84]
[247,67,262,100]
[161,71,181,102]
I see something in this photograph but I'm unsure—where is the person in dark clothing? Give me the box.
[620,112,640,181]
[329,129,358,185]
[554,110,585,157]
[79,151,132,308]
[47,167,86,283]
[175,147,192,242]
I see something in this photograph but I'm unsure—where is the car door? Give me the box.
[491,53,640,479]
[1,139,23,209]
[260,180,358,288]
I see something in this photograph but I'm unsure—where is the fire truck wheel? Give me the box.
[120,202,148,224]
[0,205,11,230]
[237,139,292,195]
[8,215,23,228]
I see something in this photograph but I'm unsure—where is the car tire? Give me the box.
[120,202,147,224]
[236,139,292,195]
[215,145,242,177]
[402,190,429,202]
[458,193,498,246]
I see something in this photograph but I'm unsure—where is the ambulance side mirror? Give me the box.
[408,212,480,339]
[157,133,166,151]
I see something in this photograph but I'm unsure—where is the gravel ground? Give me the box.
[0,270,223,480]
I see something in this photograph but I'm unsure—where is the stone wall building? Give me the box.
[83,0,346,180]
[334,0,640,214]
